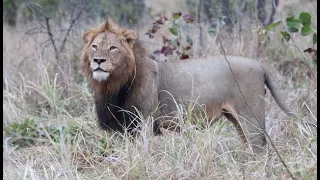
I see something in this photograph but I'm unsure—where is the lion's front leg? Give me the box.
[155,116,182,134]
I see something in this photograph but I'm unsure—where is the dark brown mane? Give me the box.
[80,18,149,132]
[93,41,148,132]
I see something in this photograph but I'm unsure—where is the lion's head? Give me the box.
[80,18,138,96]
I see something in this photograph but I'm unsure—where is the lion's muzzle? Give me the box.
[93,70,110,81]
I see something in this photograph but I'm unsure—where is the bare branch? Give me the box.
[45,17,60,62]
[59,0,91,52]
[235,0,248,17]
[27,1,60,61]
[197,0,203,57]
[257,0,267,27]
[25,28,48,35]
[27,1,48,19]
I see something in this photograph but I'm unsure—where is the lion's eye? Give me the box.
[109,46,117,50]
[92,45,97,49]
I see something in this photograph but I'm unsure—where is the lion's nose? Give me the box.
[93,58,106,64]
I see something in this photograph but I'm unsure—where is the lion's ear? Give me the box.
[82,30,94,44]
[122,29,137,48]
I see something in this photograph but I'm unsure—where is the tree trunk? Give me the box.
[197,0,203,56]
[221,0,233,32]
[267,0,279,25]
[257,0,267,27]
[203,0,214,26]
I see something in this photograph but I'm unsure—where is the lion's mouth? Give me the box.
[93,67,108,72]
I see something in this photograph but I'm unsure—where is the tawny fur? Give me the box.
[80,18,295,153]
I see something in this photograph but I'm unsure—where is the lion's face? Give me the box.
[81,18,137,95]
[87,32,128,81]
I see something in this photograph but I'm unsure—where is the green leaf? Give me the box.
[171,39,178,47]
[169,24,179,35]
[301,26,313,36]
[286,16,300,33]
[313,33,317,45]
[172,12,182,20]
[288,27,299,33]
[281,31,290,42]
[299,12,311,26]
[186,35,193,45]
[267,20,282,31]
[208,27,217,35]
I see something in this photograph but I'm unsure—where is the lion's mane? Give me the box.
[80,18,148,132]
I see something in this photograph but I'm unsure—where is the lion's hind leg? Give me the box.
[221,102,267,155]
[238,109,267,154]
[221,104,247,145]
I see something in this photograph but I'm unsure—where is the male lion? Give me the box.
[80,18,295,154]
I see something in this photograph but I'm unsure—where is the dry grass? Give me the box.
[3,1,317,179]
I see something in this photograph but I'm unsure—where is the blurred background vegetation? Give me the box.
[3,0,317,85]
[4,0,146,27]
[3,1,317,179]
[3,0,284,29]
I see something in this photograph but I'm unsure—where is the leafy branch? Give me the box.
[252,11,317,74]
[145,12,195,60]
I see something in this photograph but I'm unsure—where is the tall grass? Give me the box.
[3,1,317,179]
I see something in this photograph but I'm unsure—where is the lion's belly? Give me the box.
[158,66,234,107]
[157,73,230,119]
[157,91,226,125]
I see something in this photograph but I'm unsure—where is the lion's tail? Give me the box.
[264,69,318,127]
[264,69,297,118]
